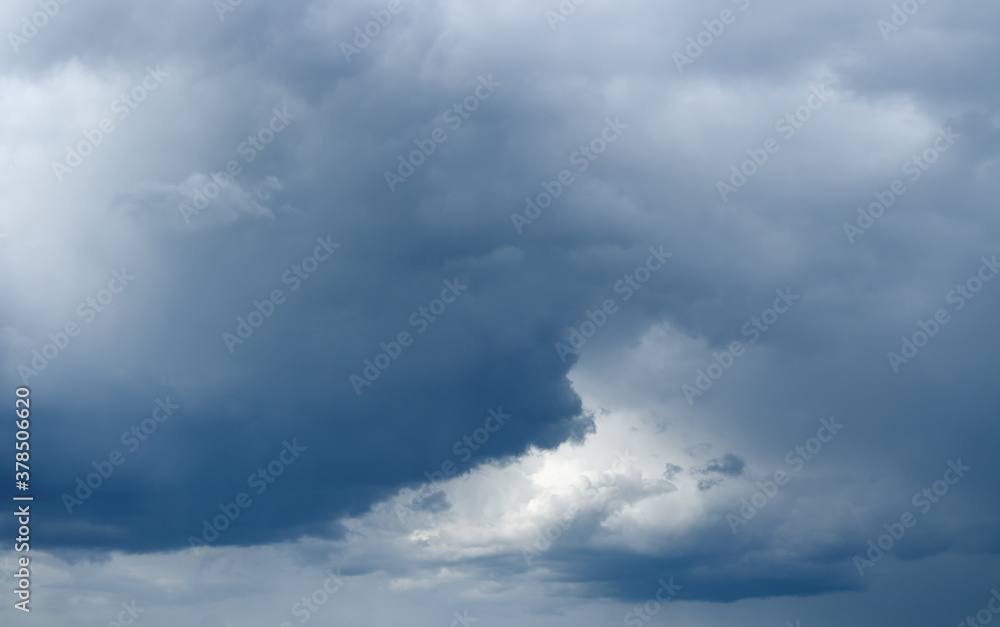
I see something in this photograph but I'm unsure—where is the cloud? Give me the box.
[1,0,999,624]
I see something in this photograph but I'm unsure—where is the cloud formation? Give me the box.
[1,0,999,624]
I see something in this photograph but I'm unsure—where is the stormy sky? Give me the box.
[1,0,999,625]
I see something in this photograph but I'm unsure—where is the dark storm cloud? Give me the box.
[699,453,746,478]
[3,0,612,553]
[694,452,746,490]
[0,0,999,617]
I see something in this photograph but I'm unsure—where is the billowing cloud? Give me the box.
[1,0,999,624]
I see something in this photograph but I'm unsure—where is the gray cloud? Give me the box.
[1,0,999,624]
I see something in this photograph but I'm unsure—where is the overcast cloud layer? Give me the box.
[1,0,999,625]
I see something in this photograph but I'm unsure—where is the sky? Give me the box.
[1,0,999,625]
